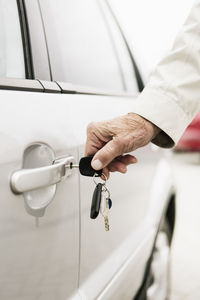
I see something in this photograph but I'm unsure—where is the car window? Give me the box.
[100,0,140,93]
[39,0,125,92]
[0,0,25,78]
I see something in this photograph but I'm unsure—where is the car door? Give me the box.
[36,1,169,299]
[0,1,173,300]
[0,1,80,300]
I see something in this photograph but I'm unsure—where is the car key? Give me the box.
[104,197,110,231]
[101,185,111,231]
[100,190,112,215]
[70,155,102,177]
[69,156,109,224]
[90,183,102,219]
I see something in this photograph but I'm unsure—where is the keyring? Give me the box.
[102,184,110,199]
[93,172,107,185]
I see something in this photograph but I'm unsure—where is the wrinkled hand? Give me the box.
[85,113,160,178]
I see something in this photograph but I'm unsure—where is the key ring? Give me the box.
[93,172,107,186]
[93,173,110,199]
[102,185,110,199]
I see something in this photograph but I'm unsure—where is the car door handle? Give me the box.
[11,156,75,194]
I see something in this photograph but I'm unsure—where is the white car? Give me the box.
[0,1,175,299]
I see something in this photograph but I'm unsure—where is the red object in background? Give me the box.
[175,113,200,151]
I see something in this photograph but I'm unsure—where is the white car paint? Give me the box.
[0,0,176,299]
[0,89,174,299]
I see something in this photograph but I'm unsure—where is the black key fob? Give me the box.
[90,183,102,219]
[79,156,102,177]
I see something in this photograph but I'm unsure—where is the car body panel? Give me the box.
[0,89,174,299]
[78,224,155,300]
[59,94,173,299]
[175,113,200,151]
[0,0,176,298]
[0,90,80,300]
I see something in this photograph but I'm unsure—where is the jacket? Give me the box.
[132,0,200,148]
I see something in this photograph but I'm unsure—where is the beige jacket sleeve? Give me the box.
[131,0,200,148]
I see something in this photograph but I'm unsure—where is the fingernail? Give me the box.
[122,166,127,173]
[92,159,103,170]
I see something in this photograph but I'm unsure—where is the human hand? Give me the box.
[85,113,160,178]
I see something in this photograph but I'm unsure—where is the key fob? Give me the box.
[108,198,112,209]
[79,156,102,177]
[90,183,102,219]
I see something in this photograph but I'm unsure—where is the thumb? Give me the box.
[91,138,123,170]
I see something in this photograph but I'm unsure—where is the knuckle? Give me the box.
[87,121,96,133]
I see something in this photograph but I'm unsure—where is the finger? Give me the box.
[102,167,110,180]
[117,154,138,165]
[91,138,123,170]
[85,134,105,156]
[106,155,137,173]
[85,122,108,156]
[107,160,127,173]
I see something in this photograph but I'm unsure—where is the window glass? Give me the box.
[0,0,25,78]
[101,0,139,93]
[39,0,124,92]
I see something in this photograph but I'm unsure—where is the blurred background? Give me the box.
[112,0,200,299]
[109,0,194,83]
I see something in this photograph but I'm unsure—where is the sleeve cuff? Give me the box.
[131,87,190,148]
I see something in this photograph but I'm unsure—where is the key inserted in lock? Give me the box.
[69,155,102,177]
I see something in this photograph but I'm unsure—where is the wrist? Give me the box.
[147,120,161,140]
[127,112,161,140]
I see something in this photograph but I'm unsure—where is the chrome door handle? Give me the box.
[11,156,75,194]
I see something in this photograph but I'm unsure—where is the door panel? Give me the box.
[0,89,169,299]
[70,94,163,299]
[0,91,80,300]
[78,149,162,299]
